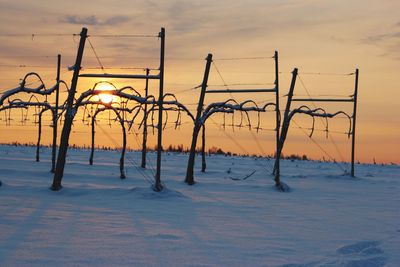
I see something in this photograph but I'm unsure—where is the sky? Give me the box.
[0,0,399,164]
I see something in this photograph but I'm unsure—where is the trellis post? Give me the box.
[36,110,43,162]
[154,28,165,191]
[51,28,88,191]
[351,69,359,177]
[185,53,213,185]
[274,51,280,180]
[118,111,127,179]
[201,124,206,172]
[51,54,61,173]
[141,68,150,168]
[274,68,298,188]
[78,28,165,191]
[275,67,359,182]
[89,115,95,165]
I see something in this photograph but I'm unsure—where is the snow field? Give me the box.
[0,145,399,266]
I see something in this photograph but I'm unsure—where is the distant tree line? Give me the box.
[0,141,309,161]
[3,141,397,165]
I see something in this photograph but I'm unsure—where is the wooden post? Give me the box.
[141,68,149,168]
[154,28,165,192]
[274,68,298,187]
[51,28,88,191]
[351,69,359,177]
[118,112,127,179]
[89,115,95,165]
[36,110,43,162]
[51,54,61,173]
[201,124,206,172]
[274,51,280,177]
[185,53,213,185]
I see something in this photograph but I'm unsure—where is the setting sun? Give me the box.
[95,82,117,104]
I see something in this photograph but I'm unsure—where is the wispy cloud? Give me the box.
[61,15,98,25]
[362,22,400,60]
[363,31,400,44]
[60,15,130,26]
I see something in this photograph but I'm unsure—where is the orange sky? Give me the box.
[0,0,399,164]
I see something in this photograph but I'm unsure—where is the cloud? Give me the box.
[104,16,130,26]
[363,20,400,43]
[61,15,98,25]
[60,15,130,26]
[363,31,400,44]
[361,21,400,60]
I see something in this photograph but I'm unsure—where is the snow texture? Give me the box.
[0,145,399,266]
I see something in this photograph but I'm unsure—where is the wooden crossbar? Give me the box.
[206,88,276,93]
[79,73,160,79]
[291,98,354,102]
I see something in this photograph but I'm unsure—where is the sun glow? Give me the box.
[99,93,114,104]
[95,83,117,104]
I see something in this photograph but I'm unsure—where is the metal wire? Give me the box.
[0,33,159,38]
[84,66,159,71]
[87,38,106,72]
[212,61,234,99]
[88,34,158,38]
[130,127,157,177]
[298,71,355,76]
[291,119,347,171]
[96,121,155,185]
[0,33,78,37]
[214,56,274,61]
[208,83,275,86]
[297,74,348,164]
[209,117,274,171]
[0,64,55,68]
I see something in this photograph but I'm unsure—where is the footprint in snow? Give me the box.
[335,241,386,267]
[336,241,383,255]
[276,241,386,267]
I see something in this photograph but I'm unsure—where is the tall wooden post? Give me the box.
[351,69,359,177]
[51,28,88,191]
[141,68,149,168]
[185,53,213,185]
[154,28,165,192]
[51,54,61,173]
[89,115,95,165]
[201,124,206,172]
[274,51,280,177]
[36,110,43,162]
[118,113,127,179]
[274,68,298,187]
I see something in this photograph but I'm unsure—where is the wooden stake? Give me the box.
[51,54,61,173]
[274,51,280,179]
[118,112,127,179]
[89,115,95,166]
[351,69,359,177]
[185,53,213,185]
[274,68,298,187]
[36,110,43,162]
[201,124,206,172]
[141,68,149,168]
[51,28,88,191]
[154,28,165,191]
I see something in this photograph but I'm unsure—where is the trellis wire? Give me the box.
[296,74,348,165]
[96,122,155,185]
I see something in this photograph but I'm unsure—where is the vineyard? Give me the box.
[0,27,360,192]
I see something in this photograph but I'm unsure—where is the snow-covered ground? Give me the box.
[0,145,399,267]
